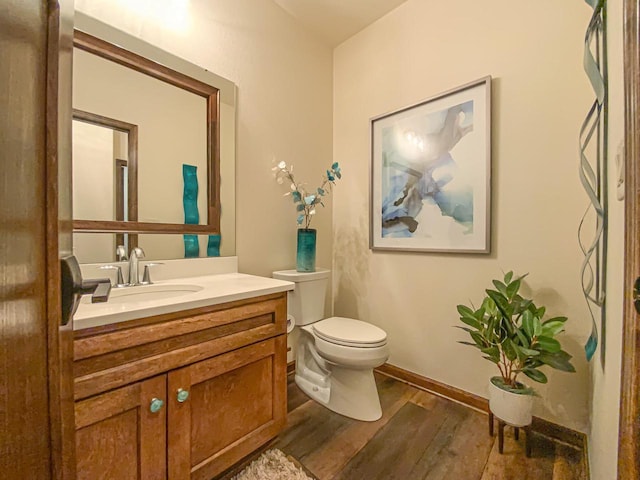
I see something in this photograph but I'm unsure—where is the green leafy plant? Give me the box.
[273,160,341,229]
[456,271,576,393]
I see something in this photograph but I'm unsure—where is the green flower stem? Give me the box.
[284,169,332,230]
[276,161,340,229]
[283,171,313,229]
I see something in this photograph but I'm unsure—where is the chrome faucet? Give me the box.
[128,247,145,286]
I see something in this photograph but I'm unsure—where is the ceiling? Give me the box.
[272,0,409,47]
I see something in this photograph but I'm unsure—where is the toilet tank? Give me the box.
[272,268,329,326]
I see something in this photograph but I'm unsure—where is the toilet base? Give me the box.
[296,366,382,422]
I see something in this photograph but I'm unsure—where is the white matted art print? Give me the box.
[370,76,491,253]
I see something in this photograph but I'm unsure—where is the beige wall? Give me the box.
[72,120,114,220]
[588,0,625,477]
[333,0,594,431]
[72,121,115,262]
[74,0,334,276]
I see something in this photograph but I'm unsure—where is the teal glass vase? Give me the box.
[296,228,316,272]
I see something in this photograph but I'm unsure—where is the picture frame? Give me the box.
[369,76,492,254]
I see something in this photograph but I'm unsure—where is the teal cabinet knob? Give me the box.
[149,398,164,413]
[177,388,190,403]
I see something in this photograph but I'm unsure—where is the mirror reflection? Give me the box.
[73,47,209,226]
[71,13,237,260]
[72,111,135,223]
[74,233,221,264]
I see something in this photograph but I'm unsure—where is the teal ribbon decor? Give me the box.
[207,234,221,257]
[183,164,200,258]
[579,0,607,362]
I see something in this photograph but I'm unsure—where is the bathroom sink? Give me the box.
[81,283,203,305]
[73,272,295,331]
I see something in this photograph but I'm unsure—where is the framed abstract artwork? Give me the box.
[370,76,492,253]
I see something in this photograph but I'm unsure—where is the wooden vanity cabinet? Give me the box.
[73,292,288,480]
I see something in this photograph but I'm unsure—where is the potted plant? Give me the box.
[456,271,576,426]
[274,160,341,272]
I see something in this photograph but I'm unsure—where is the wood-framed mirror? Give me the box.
[72,13,236,262]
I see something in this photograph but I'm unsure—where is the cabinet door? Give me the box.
[75,375,167,480]
[168,336,287,480]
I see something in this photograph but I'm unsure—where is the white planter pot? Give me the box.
[488,377,533,427]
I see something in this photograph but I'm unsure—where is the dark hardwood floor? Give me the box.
[273,372,587,480]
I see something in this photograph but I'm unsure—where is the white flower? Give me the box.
[273,159,342,230]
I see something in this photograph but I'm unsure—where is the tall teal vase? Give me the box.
[296,228,316,272]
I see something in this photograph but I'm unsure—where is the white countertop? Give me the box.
[74,273,294,330]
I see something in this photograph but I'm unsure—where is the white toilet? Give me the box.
[273,268,389,421]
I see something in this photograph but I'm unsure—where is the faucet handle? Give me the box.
[100,265,125,287]
[142,263,164,285]
[130,247,145,259]
[116,245,128,262]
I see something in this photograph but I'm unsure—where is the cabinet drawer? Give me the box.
[73,293,286,400]
[168,336,287,480]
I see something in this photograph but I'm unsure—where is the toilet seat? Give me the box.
[312,317,387,348]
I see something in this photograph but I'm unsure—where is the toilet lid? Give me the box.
[312,317,387,348]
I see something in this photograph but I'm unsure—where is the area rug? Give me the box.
[231,449,315,480]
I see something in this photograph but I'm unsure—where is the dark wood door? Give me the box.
[167,336,287,480]
[0,0,74,478]
[47,0,76,478]
[75,375,167,480]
